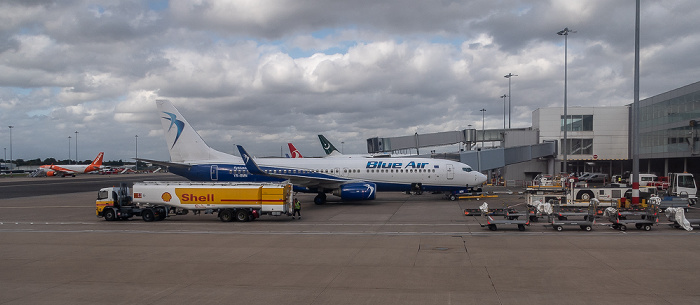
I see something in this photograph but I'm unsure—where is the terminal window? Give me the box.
[564,138,593,155]
[561,115,593,132]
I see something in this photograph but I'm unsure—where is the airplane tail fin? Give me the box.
[91,152,104,166]
[318,135,342,156]
[236,145,267,176]
[156,100,238,163]
[288,143,303,158]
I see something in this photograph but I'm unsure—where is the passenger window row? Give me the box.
[228,168,438,174]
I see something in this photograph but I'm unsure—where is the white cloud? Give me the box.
[0,0,698,160]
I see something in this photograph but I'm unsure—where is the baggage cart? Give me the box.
[548,199,599,231]
[606,198,660,231]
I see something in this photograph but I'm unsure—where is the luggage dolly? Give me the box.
[607,200,659,231]
[481,206,532,231]
[464,206,515,217]
[468,202,530,231]
[549,199,598,231]
[482,215,530,231]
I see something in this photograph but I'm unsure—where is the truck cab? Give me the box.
[96,183,166,221]
[668,173,697,199]
[96,185,131,218]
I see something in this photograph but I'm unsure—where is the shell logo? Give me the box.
[161,192,172,202]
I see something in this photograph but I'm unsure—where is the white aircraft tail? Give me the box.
[156,100,239,163]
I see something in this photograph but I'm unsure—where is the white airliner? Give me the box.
[148,100,487,204]
[38,152,104,177]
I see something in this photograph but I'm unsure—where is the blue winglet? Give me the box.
[236,145,267,175]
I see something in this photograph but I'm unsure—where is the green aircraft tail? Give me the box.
[318,135,341,155]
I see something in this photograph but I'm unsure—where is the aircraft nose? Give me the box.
[476,172,487,184]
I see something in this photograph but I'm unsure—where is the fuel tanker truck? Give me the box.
[96,181,294,222]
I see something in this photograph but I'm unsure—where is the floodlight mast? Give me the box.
[504,73,518,129]
[557,27,576,174]
[500,94,507,140]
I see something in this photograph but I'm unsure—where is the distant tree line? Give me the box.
[0,159,131,166]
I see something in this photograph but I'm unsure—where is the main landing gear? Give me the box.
[314,193,327,205]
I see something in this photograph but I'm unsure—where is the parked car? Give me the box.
[584,173,609,183]
[577,172,592,181]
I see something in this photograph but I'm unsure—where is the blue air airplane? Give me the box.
[149,100,487,205]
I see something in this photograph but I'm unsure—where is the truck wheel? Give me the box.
[643,225,652,231]
[449,194,457,201]
[488,224,497,231]
[518,224,526,231]
[578,191,594,201]
[619,225,626,231]
[156,207,167,221]
[104,208,116,221]
[582,225,592,231]
[142,209,155,222]
[555,225,563,231]
[219,209,234,222]
[235,210,249,222]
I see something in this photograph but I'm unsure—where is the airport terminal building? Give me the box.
[530,80,700,181]
[368,80,700,183]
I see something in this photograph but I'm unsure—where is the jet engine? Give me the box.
[47,171,56,176]
[333,183,376,200]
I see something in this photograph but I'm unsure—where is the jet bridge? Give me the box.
[366,128,557,172]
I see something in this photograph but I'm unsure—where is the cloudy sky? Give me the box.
[1,0,698,162]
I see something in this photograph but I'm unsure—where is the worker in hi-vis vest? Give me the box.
[292,198,301,219]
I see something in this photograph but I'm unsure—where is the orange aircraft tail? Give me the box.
[91,152,104,166]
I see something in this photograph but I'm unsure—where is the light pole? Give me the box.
[135,135,138,171]
[557,27,575,174]
[479,109,486,148]
[500,94,507,140]
[8,126,13,171]
[504,73,518,128]
[74,131,78,164]
[632,0,641,204]
[68,136,72,163]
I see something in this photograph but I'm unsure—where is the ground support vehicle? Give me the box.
[572,185,656,204]
[665,173,697,199]
[525,185,566,194]
[605,199,660,231]
[96,181,294,222]
[449,193,498,201]
[649,176,670,190]
[447,189,495,201]
[527,192,610,219]
[547,199,598,231]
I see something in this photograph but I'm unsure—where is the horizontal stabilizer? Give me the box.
[134,158,192,169]
[236,145,267,176]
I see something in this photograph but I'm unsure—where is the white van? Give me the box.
[627,174,657,186]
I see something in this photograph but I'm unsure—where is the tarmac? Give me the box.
[1,173,699,304]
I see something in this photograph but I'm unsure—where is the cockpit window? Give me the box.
[462,167,472,172]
